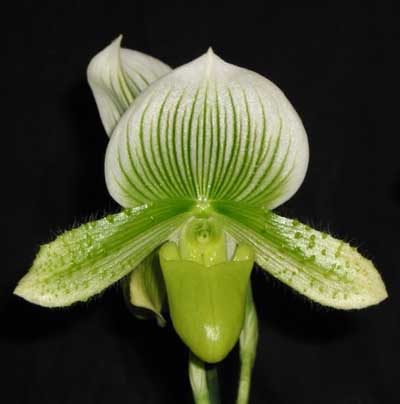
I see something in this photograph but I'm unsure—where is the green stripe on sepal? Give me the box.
[160,236,254,364]
[105,48,308,209]
[14,200,193,307]
[213,201,387,309]
[123,250,167,327]
[87,35,171,136]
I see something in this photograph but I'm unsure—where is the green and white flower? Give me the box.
[14,36,387,404]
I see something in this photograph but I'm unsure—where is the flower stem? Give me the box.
[206,366,220,402]
[236,285,259,404]
[189,352,220,404]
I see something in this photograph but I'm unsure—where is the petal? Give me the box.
[14,201,192,307]
[213,201,388,309]
[123,250,166,326]
[160,242,254,363]
[105,48,308,208]
[87,36,171,136]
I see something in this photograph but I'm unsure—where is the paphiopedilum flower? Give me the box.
[14,37,387,403]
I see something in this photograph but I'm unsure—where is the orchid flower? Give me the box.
[14,36,388,404]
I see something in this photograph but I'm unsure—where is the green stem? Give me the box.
[236,284,259,404]
[206,366,220,403]
[189,352,221,404]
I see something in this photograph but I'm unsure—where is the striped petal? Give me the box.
[105,49,309,209]
[213,201,388,309]
[14,201,192,307]
[87,36,171,136]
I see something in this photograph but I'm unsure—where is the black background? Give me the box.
[2,2,399,403]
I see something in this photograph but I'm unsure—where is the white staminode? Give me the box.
[105,48,309,209]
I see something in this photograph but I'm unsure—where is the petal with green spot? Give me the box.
[214,201,388,309]
[14,200,192,307]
